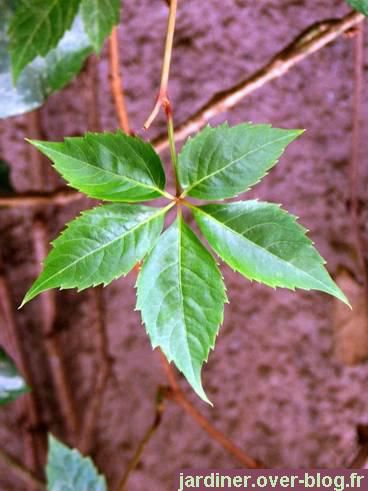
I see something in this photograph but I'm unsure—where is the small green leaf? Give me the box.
[29,131,168,202]
[346,0,368,15]
[0,346,29,405]
[192,201,349,305]
[22,203,170,306]
[47,435,106,490]
[178,123,303,200]
[0,159,13,193]
[0,10,93,119]
[8,0,81,81]
[136,216,227,403]
[81,0,121,51]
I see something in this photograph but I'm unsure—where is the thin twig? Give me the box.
[109,27,131,133]
[78,288,111,454]
[159,353,263,469]
[144,0,178,129]
[349,23,368,296]
[117,386,167,491]
[0,188,83,207]
[0,272,44,482]
[153,10,365,152]
[0,447,44,491]
[32,221,79,439]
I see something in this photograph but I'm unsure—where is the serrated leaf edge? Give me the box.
[191,201,350,306]
[21,203,173,307]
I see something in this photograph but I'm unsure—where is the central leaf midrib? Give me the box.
[31,206,169,294]
[184,133,294,195]
[196,207,334,293]
[176,218,197,379]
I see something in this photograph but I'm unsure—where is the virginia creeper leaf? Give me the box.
[346,0,368,15]
[192,201,349,305]
[47,435,106,490]
[81,0,121,51]
[0,8,93,119]
[29,131,168,202]
[0,346,29,405]
[136,216,227,403]
[22,204,169,306]
[178,123,303,200]
[8,0,81,81]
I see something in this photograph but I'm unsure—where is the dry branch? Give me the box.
[0,447,44,491]
[78,288,111,454]
[159,353,263,469]
[31,221,79,439]
[153,10,365,152]
[118,386,167,491]
[0,188,83,207]
[109,27,131,134]
[0,272,44,484]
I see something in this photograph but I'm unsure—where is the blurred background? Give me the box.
[0,0,367,489]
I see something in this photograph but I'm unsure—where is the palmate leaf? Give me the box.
[0,346,29,405]
[346,0,368,15]
[136,216,227,403]
[178,123,303,200]
[22,203,170,306]
[29,132,168,202]
[47,435,106,490]
[81,0,121,51]
[192,201,348,305]
[8,0,81,81]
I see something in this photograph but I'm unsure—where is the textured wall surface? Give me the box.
[0,0,368,489]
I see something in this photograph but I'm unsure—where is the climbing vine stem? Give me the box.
[144,0,178,130]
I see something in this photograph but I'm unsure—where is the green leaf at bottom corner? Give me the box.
[192,201,349,305]
[136,216,227,404]
[0,346,29,405]
[47,435,106,491]
[22,203,168,306]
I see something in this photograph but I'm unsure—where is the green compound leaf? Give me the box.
[136,216,227,403]
[0,346,29,405]
[192,201,349,305]
[178,123,303,200]
[29,131,168,202]
[47,435,106,491]
[8,0,81,81]
[0,9,93,119]
[22,203,170,306]
[346,0,368,15]
[81,0,121,51]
